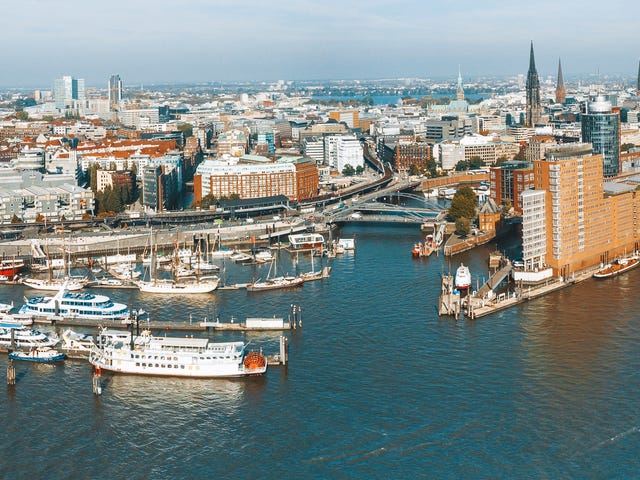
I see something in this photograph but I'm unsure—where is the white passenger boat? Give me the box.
[89,331,268,378]
[0,326,58,349]
[19,285,130,320]
[288,233,325,250]
[0,301,13,313]
[0,313,33,327]
[454,264,471,290]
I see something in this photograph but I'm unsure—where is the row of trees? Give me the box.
[192,193,241,210]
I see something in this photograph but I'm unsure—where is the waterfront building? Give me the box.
[533,143,638,278]
[53,75,85,110]
[193,156,318,203]
[489,161,534,214]
[108,74,123,111]
[520,189,547,271]
[525,42,542,127]
[555,59,566,105]
[581,95,620,177]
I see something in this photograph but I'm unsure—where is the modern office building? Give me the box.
[108,74,123,111]
[581,95,620,177]
[53,75,85,110]
[525,42,541,127]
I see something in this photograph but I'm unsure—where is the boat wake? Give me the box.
[591,425,640,451]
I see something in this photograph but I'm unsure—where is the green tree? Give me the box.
[355,165,364,175]
[455,217,471,235]
[342,164,355,176]
[448,185,477,221]
[89,164,99,192]
[469,156,485,169]
[177,123,193,138]
[621,143,636,152]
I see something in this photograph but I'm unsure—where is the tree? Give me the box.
[469,156,485,169]
[448,185,477,221]
[621,143,636,153]
[10,214,21,224]
[342,164,355,176]
[355,165,364,175]
[177,123,193,138]
[514,145,526,161]
[455,217,471,236]
[35,213,45,223]
[89,164,99,192]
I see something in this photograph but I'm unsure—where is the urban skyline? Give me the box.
[3,0,639,87]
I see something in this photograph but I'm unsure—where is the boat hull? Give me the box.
[593,257,640,278]
[9,350,66,363]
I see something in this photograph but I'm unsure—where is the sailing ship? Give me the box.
[247,253,304,291]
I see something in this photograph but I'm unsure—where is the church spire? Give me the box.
[555,58,566,104]
[525,41,541,127]
[637,58,640,96]
[456,65,464,101]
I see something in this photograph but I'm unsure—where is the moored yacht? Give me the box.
[454,264,471,291]
[0,326,58,349]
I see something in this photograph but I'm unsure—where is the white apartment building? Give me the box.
[336,136,364,172]
[520,189,547,270]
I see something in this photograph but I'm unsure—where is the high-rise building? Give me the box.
[532,143,636,278]
[108,74,123,111]
[555,58,566,105]
[53,75,85,109]
[525,42,541,127]
[581,95,620,177]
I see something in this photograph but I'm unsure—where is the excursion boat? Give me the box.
[593,256,640,279]
[19,285,130,321]
[0,313,33,327]
[9,347,66,363]
[0,326,58,349]
[288,233,325,251]
[454,264,471,290]
[0,258,25,276]
[0,301,13,313]
[89,331,268,378]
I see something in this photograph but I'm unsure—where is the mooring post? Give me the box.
[92,367,102,395]
[279,336,288,366]
[7,359,16,386]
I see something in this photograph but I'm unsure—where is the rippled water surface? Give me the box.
[1,225,639,479]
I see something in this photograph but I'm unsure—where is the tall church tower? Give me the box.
[456,65,465,101]
[525,42,541,127]
[555,58,566,105]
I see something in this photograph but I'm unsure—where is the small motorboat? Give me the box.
[9,346,66,363]
[0,301,13,313]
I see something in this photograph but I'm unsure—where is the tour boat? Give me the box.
[19,285,130,320]
[288,233,325,250]
[0,326,58,349]
[89,331,268,378]
[0,313,33,327]
[9,346,66,363]
[593,256,640,279]
[454,264,471,290]
[0,258,25,276]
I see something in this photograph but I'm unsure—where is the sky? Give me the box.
[3,0,639,88]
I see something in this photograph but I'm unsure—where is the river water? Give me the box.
[1,224,639,479]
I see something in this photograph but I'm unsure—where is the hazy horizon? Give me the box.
[4,0,639,88]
